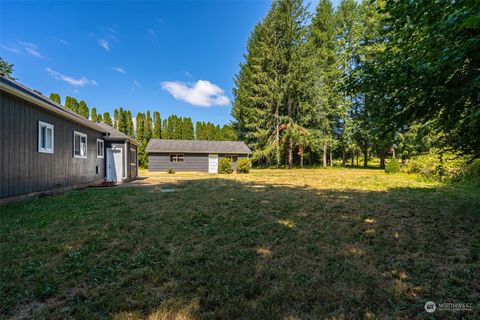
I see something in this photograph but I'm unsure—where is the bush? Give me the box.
[218,158,233,174]
[237,158,252,173]
[167,168,176,174]
[385,158,400,174]
[402,150,470,181]
[464,159,480,182]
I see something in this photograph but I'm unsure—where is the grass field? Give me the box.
[1,168,479,319]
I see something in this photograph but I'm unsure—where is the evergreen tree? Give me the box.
[118,108,128,134]
[183,117,195,140]
[65,96,79,113]
[91,107,98,122]
[0,57,15,80]
[233,0,314,167]
[103,112,113,126]
[136,113,146,142]
[113,109,119,129]
[49,93,61,105]
[153,111,161,139]
[97,113,103,123]
[77,100,89,119]
[127,111,134,136]
[144,111,153,142]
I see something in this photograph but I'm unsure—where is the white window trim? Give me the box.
[38,121,54,154]
[96,139,104,158]
[130,148,136,166]
[169,154,184,163]
[73,131,88,159]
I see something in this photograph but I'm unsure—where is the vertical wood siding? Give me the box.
[148,153,209,172]
[0,91,105,198]
[148,153,247,172]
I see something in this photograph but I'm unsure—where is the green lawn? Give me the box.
[1,169,479,319]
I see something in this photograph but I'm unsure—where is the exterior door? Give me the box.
[208,154,218,173]
[106,148,123,181]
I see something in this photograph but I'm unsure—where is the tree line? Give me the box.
[46,92,237,167]
[233,0,479,168]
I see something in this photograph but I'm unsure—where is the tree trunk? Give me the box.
[356,153,359,167]
[351,154,354,167]
[275,104,280,168]
[300,154,304,168]
[287,140,293,169]
[329,148,333,167]
[379,150,385,169]
[323,144,328,168]
[363,147,368,168]
[342,151,346,167]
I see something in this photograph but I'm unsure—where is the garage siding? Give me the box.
[148,153,209,172]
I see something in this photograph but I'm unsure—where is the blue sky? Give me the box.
[1,0,338,125]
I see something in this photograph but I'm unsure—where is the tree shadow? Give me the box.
[1,178,479,319]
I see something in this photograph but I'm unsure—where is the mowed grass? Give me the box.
[1,168,479,319]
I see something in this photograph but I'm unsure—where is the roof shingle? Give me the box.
[146,139,251,154]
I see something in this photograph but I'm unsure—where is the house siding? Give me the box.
[104,141,138,181]
[0,90,105,198]
[148,153,247,172]
[148,153,209,172]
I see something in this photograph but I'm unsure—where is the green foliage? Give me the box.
[97,113,103,123]
[91,108,98,122]
[218,158,233,174]
[49,93,61,104]
[153,111,161,139]
[113,109,119,128]
[403,151,470,181]
[103,112,112,126]
[167,168,176,174]
[237,158,252,173]
[0,57,15,79]
[64,96,79,113]
[78,100,89,119]
[385,158,400,174]
[195,121,235,141]
[356,0,480,159]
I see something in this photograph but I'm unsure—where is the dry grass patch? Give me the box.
[1,168,479,319]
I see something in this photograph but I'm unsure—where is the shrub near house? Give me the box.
[237,158,252,173]
[218,158,233,174]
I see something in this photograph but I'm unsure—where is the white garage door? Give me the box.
[208,154,218,173]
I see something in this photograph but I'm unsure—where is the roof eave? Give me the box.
[0,81,105,134]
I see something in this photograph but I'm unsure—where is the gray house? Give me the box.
[0,75,137,202]
[146,139,252,173]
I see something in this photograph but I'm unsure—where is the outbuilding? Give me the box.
[146,139,252,173]
[0,75,138,203]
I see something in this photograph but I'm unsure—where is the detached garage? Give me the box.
[146,139,252,173]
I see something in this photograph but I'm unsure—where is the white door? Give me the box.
[208,154,218,173]
[106,148,123,181]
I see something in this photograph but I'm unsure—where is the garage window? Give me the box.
[170,154,184,162]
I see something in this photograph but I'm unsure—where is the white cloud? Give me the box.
[111,66,126,74]
[133,80,142,88]
[0,44,21,54]
[18,41,45,58]
[98,39,110,51]
[46,67,98,87]
[161,80,230,107]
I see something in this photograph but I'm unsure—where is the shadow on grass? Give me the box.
[1,178,479,319]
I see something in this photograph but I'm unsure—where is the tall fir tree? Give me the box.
[103,112,113,126]
[49,93,61,105]
[78,100,89,119]
[113,109,119,129]
[91,107,98,122]
[65,96,79,113]
[144,111,153,143]
[153,111,161,139]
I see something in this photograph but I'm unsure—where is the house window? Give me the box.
[226,155,238,162]
[97,139,104,158]
[73,131,87,158]
[130,148,137,165]
[170,154,184,162]
[38,121,54,154]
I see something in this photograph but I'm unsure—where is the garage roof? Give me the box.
[97,122,139,146]
[146,139,252,154]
